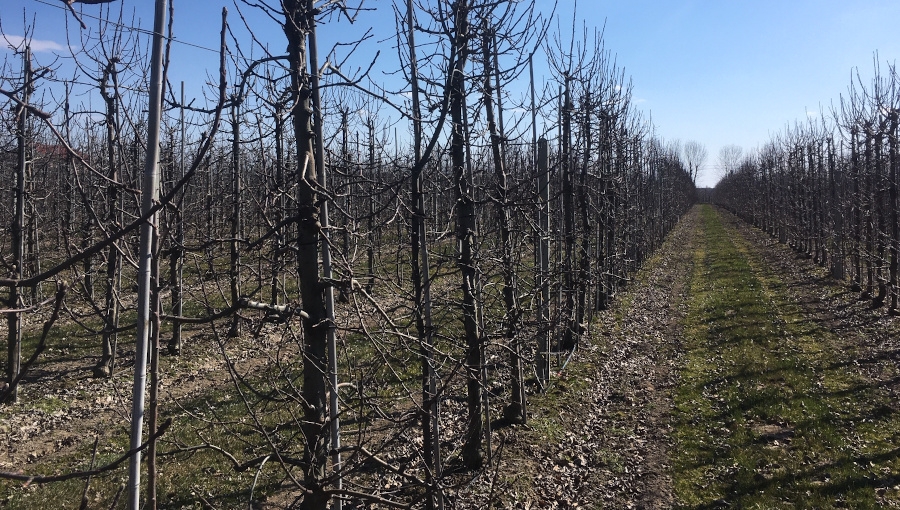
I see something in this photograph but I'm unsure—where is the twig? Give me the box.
[107,485,124,510]
[339,446,425,486]
[321,488,411,509]
[158,297,309,325]
[78,436,100,510]
[0,293,56,314]
[248,455,270,509]
[63,1,89,30]
[0,88,52,119]
[158,443,304,472]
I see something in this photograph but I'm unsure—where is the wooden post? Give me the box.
[537,137,550,387]
[169,81,186,354]
[5,46,30,404]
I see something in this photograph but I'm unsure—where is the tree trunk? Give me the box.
[227,101,243,337]
[537,138,551,386]
[449,0,483,469]
[405,0,442,505]
[283,2,331,507]
[96,60,122,377]
[828,138,845,281]
[560,77,577,350]
[308,14,343,507]
[574,90,592,350]
[481,20,524,424]
[890,114,899,313]
[169,82,186,355]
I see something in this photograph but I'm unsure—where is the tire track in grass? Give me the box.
[674,205,900,509]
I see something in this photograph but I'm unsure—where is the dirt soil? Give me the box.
[450,206,700,509]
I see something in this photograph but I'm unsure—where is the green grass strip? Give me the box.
[673,205,900,509]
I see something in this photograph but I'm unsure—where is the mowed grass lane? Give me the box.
[673,205,900,509]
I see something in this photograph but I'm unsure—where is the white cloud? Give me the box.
[806,110,818,118]
[1,34,66,53]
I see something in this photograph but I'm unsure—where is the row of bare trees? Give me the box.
[1,0,694,507]
[716,60,900,313]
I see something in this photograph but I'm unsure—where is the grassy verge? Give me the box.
[674,205,900,508]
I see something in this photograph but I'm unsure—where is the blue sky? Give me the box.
[3,0,900,187]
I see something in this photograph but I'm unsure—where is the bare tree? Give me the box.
[715,58,900,315]
[717,143,743,177]
[446,0,484,470]
[401,0,442,503]
[683,140,708,184]
[280,1,342,507]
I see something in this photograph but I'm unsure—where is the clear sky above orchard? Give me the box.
[3,0,900,188]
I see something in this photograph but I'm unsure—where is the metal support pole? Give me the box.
[128,0,167,507]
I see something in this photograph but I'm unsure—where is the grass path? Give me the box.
[674,205,900,508]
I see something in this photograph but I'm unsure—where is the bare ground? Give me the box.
[452,207,701,509]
